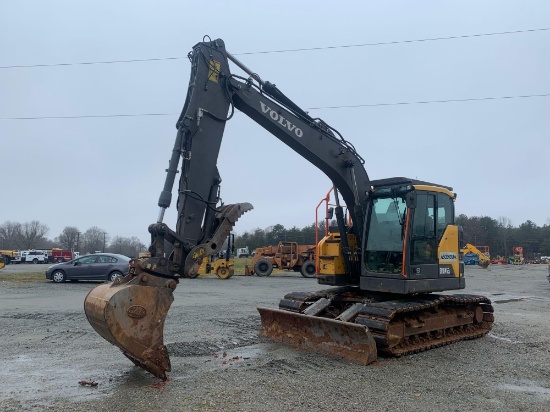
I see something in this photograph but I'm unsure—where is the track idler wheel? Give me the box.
[84,274,177,380]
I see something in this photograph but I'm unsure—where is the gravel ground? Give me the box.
[0,264,549,411]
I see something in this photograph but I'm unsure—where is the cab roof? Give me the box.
[369,177,453,192]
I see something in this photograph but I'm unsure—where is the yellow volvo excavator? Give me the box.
[84,38,494,380]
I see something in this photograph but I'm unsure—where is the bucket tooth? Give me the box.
[258,307,377,365]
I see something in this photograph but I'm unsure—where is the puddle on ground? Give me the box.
[484,293,530,304]
[474,291,550,304]
[0,353,153,405]
[498,381,550,400]
[0,344,268,404]
[494,297,528,304]
[184,344,265,372]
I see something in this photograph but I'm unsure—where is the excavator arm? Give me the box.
[84,38,371,380]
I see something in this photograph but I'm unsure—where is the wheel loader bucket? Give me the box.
[257,307,377,365]
[84,278,175,380]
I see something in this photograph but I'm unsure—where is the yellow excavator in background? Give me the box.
[461,243,491,268]
[84,38,493,380]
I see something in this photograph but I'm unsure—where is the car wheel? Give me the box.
[300,260,316,278]
[52,270,66,283]
[254,258,273,277]
[109,271,123,282]
[33,258,38,264]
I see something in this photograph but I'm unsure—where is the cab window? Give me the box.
[436,193,454,240]
[410,193,437,264]
[364,196,407,274]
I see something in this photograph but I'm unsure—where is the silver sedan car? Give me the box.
[46,253,131,283]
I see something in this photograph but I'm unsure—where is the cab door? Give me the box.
[409,193,438,278]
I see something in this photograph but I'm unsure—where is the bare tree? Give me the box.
[81,226,108,254]
[56,226,80,250]
[497,216,513,257]
[107,236,146,258]
[19,221,49,250]
[0,221,23,249]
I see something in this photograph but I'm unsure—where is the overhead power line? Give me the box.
[0,113,178,120]
[0,57,185,69]
[306,93,550,110]
[1,93,548,121]
[236,27,550,55]
[1,27,548,70]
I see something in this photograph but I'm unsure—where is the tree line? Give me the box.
[234,222,330,252]
[456,215,550,258]
[0,221,146,258]
[3,214,549,260]
[235,215,550,259]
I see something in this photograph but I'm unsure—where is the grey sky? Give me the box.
[1,1,549,246]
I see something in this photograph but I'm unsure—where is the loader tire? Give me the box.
[300,260,316,278]
[254,259,273,277]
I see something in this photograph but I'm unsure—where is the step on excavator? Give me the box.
[84,38,494,380]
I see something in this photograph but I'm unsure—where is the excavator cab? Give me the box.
[315,178,463,294]
[361,178,464,294]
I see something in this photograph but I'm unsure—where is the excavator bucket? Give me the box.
[257,307,377,365]
[84,276,176,380]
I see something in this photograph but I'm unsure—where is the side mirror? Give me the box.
[74,261,80,266]
[327,207,334,219]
